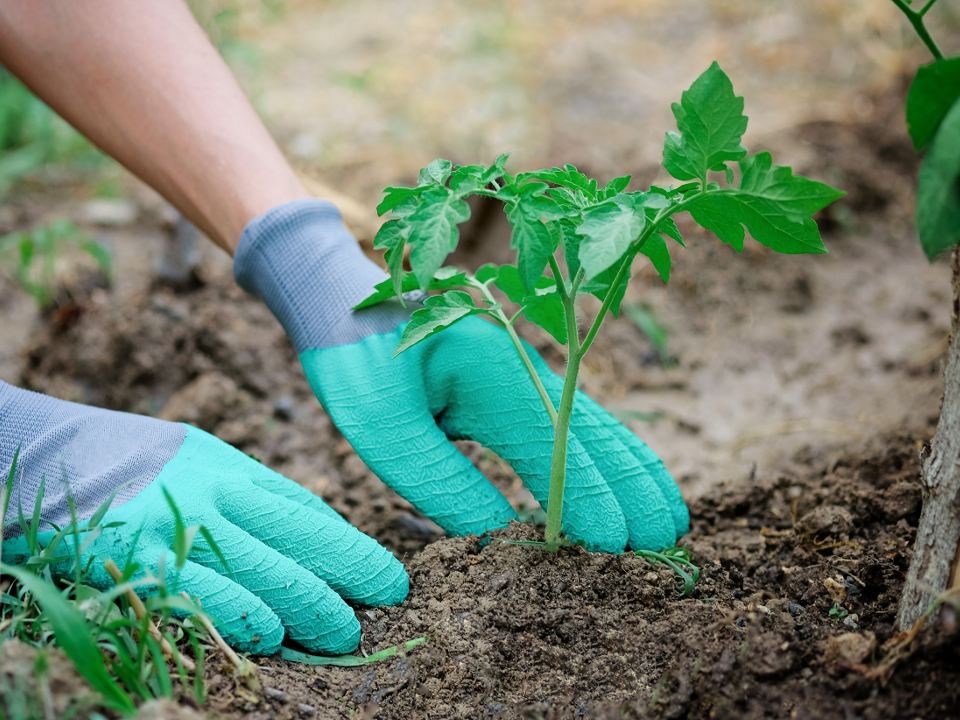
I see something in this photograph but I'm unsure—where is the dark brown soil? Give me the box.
[206,435,955,720]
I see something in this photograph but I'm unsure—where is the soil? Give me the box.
[2,2,960,718]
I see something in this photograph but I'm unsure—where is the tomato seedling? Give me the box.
[359,62,843,551]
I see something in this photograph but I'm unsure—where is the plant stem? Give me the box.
[891,0,945,59]
[543,291,581,550]
[476,279,558,425]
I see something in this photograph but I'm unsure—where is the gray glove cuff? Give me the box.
[0,381,187,536]
[233,199,407,352]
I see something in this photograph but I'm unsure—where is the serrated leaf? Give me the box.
[354,267,469,309]
[907,57,960,151]
[576,199,646,281]
[506,199,557,290]
[660,217,685,246]
[686,193,827,254]
[395,291,480,354]
[638,233,671,283]
[663,61,748,182]
[684,153,839,255]
[738,152,844,215]
[377,186,422,217]
[918,97,960,259]
[418,158,453,186]
[600,174,632,199]
[406,187,471,288]
[517,165,598,202]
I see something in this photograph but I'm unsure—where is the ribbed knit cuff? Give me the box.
[234,199,406,352]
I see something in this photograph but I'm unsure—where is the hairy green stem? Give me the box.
[891,0,945,59]
[543,291,581,550]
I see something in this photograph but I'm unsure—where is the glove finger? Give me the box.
[332,403,518,538]
[160,552,284,655]
[56,536,285,656]
[438,371,628,553]
[566,399,678,550]
[242,463,346,523]
[187,517,361,654]
[576,392,690,536]
[218,484,408,607]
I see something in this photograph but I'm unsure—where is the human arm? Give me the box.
[0,0,306,252]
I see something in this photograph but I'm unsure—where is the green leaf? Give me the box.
[906,57,960,151]
[599,174,631,199]
[684,154,839,255]
[663,61,747,182]
[917,97,960,259]
[738,152,844,215]
[506,202,556,290]
[354,267,469,309]
[490,263,526,303]
[522,287,567,344]
[576,199,646,281]
[660,217,685,246]
[491,265,567,343]
[517,164,598,203]
[406,187,471,289]
[580,259,632,317]
[687,192,826,254]
[638,233,671,283]
[0,563,135,714]
[376,186,421,217]
[417,158,453,186]
[373,219,407,299]
[395,291,480,354]
[474,262,500,284]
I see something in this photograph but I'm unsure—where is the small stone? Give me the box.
[298,703,317,717]
[823,631,876,673]
[265,687,289,703]
[787,602,805,616]
[273,395,296,421]
[644,572,659,583]
[842,613,860,631]
[796,505,854,538]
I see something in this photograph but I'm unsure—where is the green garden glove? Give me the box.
[0,382,408,654]
[235,200,689,553]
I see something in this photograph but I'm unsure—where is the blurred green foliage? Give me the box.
[0,69,104,194]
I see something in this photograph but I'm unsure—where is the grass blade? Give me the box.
[281,636,428,666]
[0,562,136,714]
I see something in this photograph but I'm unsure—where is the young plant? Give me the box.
[359,62,843,551]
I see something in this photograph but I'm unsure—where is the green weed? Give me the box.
[0,220,111,309]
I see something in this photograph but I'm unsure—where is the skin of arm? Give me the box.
[0,0,309,253]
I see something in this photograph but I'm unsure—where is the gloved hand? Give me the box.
[0,382,408,654]
[235,199,689,553]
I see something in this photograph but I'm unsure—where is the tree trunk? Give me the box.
[897,249,960,630]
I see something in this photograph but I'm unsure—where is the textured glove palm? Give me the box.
[235,200,689,552]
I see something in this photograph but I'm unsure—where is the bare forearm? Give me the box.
[0,1,308,252]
